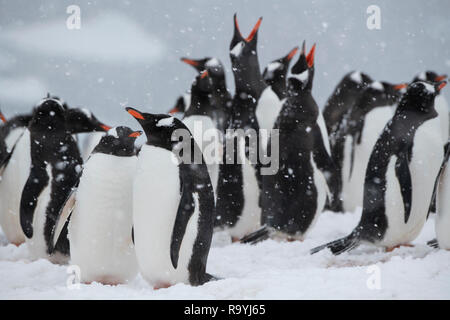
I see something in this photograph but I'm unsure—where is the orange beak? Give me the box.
[438,82,447,91]
[286,46,299,61]
[181,58,200,67]
[306,43,316,68]
[245,17,262,42]
[393,83,408,91]
[435,75,447,82]
[200,70,209,79]
[100,124,112,131]
[168,107,180,115]
[129,131,142,138]
[127,108,145,120]
[0,112,6,123]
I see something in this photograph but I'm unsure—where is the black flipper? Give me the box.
[427,142,450,219]
[395,152,412,224]
[20,167,50,238]
[131,226,134,245]
[170,185,197,269]
[240,226,271,245]
[427,239,439,248]
[310,232,360,255]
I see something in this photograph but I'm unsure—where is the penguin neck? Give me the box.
[232,57,266,98]
[185,91,211,118]
[270,76,287,99]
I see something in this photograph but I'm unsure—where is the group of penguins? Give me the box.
[0,14,449,288]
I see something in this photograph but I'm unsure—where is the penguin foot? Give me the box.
[154,283,172,290]
[386,244,414,252]
[231,237,240,243]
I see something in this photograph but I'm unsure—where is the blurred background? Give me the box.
[0,0,449,127]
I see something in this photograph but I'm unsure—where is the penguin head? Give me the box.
[413,71,447,83]
[181,57,225,79]
[191,70,214,95]
[288,41,316,92]
[229,14,262,69]
[263,46,299,85]
[402,80,447,112]
[366,81,408,99]
[29,97,66,132]
[93,126,142,157]
[126,107,188,150]
[64,108,111,134]
[343,71,374,92]
[168,95,188,115]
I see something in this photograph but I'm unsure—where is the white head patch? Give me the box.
[290,69,309,83]
[157,117,175,127]
[420,81,435,94]
[206,58,220,68]
[350,71,363,83]
[107,127,119,138]
[417,72,427,81]
[370,81,384,91]
[81,108,92,119]
[267,61,283,73]
[230,41,244,57]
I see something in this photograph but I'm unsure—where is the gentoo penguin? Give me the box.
[323,71,373,140]
[242,42,334,244]
[340,81,407,213]
[53,127,141,284]
[435,141,450,249]
[262,46,299,100]
[179,56,232,133]
[311,80,447,255]
[169,94,191,116]
[325,71,374,212]
[181,71,222,201]
[126,107,216,288]
[413,71,448,144]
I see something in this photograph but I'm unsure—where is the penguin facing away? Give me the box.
[311,80,447,255]
[53,126,141,284]
[340,81,407,213]
[262,46,299,100]
[127,107,216,287]
[242,42,334,243]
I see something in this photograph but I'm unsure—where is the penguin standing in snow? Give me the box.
[127,108,215,288]
[311,80,447,255]
[323,71,373,141]
[215,15,282,240]
[53,127,141,284]
[242,42,334,243]
[18,98,110,262]
[262,46,299,100]
[340,81,407,213]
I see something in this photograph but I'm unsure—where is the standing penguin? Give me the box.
[435,141,450,249]
[413,71,448,144]
[340,81,407,213]
[215,15,281,240]
[262,46,299,100]
[323,71,373,141]
[179,56,232,134]
[127,107,216,288]
[311,80,447,255]
[242,42,334,243]
[53,127,141,284]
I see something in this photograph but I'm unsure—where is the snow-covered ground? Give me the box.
[1,210,449,300]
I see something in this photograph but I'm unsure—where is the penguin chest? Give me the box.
[4,127,26,152]
[316,112,331,156]
[344,106,394,212]
[79,132,105,161]
[182,115,221,198]
[133,145,197,286]
[434,95,449,144]
[437,165,450,249]
[255,87,283,148]
[69,153,138,283]
[0,130,31,245]
[382,118,443,246]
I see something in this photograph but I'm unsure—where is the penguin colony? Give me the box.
[0,14,449,288]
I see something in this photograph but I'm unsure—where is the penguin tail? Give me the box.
[427,239,439,249]
[240,226,271,245]
[310,232,360,255]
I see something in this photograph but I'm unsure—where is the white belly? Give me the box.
[133,145,199,286]
[435,95,449,144]
[317,111,331,155]
[381,118,443,247]
[0,130,30,245]
[79,132,105,161]
[341,134,353,209]
[255,87,283,149]
[227,137,261,239]
[69,153,138,284]
[343,106,394,212]
[183,115,221,201]
[437,164,450,249]
[4,127,26,152]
